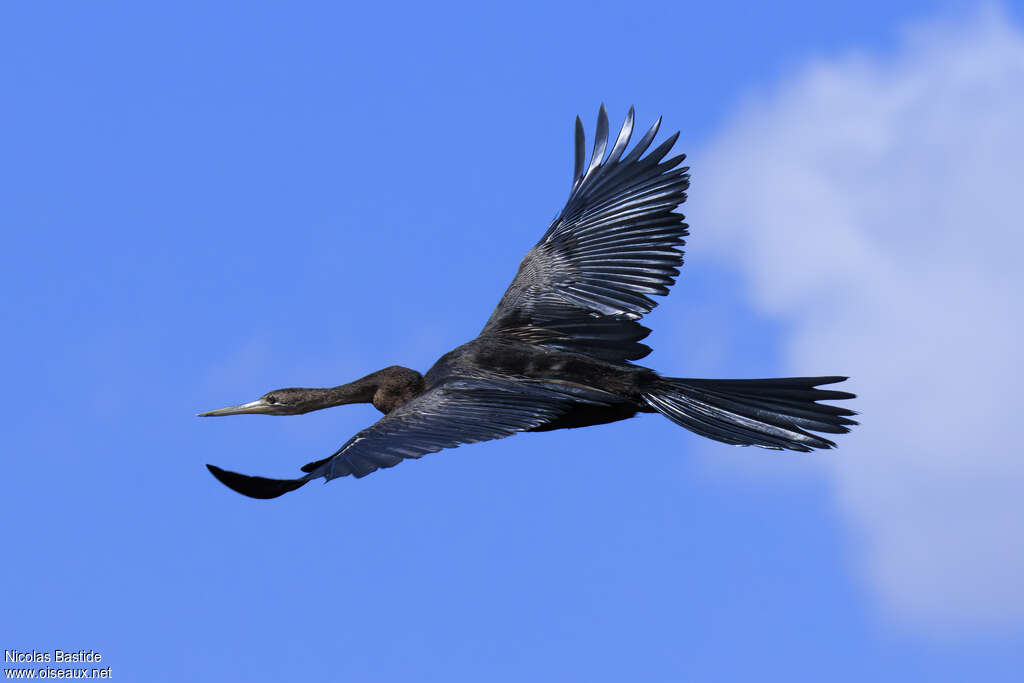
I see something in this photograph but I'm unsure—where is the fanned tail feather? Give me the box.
[643,376,857,452]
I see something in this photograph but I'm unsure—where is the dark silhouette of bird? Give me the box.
[200,106,857,499]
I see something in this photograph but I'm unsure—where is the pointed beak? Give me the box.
[197,399,272,417]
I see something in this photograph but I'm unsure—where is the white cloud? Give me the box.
[692,6,1024,630]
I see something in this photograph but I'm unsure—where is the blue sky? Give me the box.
[3,1,1023,681]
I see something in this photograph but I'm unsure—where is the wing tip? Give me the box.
[206,463,310,500]
[586,105,611,177]
[573,116,586,185]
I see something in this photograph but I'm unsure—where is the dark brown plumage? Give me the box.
[200,106,857,499]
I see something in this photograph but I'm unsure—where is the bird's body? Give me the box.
[428,338,656,428]
[201,107,857,499]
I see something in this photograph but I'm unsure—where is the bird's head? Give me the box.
[198,387,332,417]
[198,366,425,418]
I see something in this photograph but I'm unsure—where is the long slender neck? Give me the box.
[322,374,379,408]
[320,366,425,414]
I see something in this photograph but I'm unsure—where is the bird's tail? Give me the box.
[642,376,857,452]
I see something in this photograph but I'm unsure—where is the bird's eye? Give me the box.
[265,395,278,404]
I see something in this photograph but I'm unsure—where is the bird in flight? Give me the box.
[200,106,857,499]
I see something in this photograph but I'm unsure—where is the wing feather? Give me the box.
[585,104,610,179]
[205,377,616,498]
[482,107,689,362]
[309,377,615,481]
[572,117,586,186]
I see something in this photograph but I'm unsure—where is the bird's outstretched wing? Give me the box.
[481,106,690,362]
[206,377,615,499]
